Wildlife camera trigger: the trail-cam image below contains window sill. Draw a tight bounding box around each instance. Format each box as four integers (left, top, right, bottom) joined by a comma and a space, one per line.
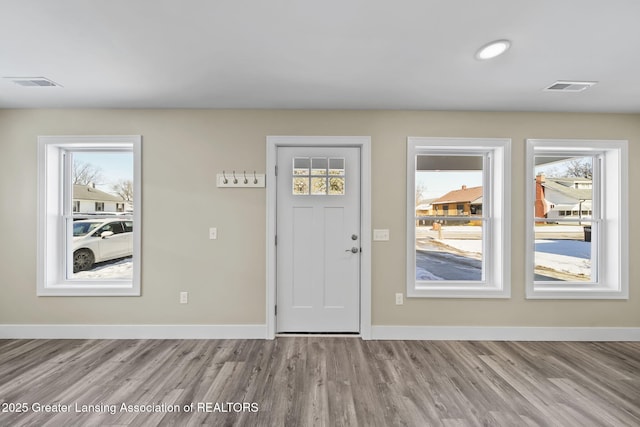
409, 284, 511, 299
526, 286, 628, 300
37, 284, 140, 297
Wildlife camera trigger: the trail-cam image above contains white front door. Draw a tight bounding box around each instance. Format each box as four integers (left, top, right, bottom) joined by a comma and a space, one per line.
276, 146, 361, 333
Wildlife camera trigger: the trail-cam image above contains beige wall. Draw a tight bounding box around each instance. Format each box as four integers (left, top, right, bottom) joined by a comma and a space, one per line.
1, 109, 638, 327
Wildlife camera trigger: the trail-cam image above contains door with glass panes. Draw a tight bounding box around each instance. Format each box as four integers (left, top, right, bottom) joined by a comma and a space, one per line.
276, 146, 360, 333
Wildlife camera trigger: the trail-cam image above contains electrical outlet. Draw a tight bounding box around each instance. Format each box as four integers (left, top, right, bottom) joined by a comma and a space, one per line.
395, 293, 403, 305
180, 291, 188, 304
209, 227, 217, 240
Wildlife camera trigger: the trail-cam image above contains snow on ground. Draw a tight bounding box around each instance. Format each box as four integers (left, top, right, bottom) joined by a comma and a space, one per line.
416, 225, 592, 279
427, 237, 591, 277
534, 250, 591, 277
73, 257, 133, 279
436, 239, 482, 254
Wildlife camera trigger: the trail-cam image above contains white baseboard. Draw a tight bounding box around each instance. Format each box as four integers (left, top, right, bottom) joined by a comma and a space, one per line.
0, 324, 268, 340
2, 324, 639, 341
371, 326, 640, 341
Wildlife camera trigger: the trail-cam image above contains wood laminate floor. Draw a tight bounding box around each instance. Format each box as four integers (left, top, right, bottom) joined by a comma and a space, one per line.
0, 338, 639, 426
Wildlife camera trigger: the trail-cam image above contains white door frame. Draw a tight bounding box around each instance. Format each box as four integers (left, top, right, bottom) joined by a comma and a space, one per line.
266, 136, 372, 340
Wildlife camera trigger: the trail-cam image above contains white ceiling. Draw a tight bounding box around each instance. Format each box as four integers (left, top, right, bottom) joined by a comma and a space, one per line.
2, 0, 640, 112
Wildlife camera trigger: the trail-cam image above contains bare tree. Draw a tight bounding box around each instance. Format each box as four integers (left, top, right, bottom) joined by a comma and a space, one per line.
416, 182, 428, 206
73, 160, 103, 185
111, 179, 134, 202
538, 165, 559, 177
565, 159, 593, 179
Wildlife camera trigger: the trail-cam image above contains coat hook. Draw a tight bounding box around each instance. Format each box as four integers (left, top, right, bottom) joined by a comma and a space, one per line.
222, 170, 228, 184
232, 171, 238, 184
243, 170, 248, 184
253, 170, 258, 184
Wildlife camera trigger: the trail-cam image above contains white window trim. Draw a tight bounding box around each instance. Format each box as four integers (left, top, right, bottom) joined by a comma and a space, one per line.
525, 139, 628, 299
37, 135, 142, 296
407, 137, 511, 298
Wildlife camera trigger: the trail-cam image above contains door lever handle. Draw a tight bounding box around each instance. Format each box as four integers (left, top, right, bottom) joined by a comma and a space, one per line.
345, 247, 359, 253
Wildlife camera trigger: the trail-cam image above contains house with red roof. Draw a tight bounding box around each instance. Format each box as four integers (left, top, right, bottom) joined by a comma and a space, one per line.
431, 185, 483, 217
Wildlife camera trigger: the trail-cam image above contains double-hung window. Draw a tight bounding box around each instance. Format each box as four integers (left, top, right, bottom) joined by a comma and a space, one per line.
526, 139, 628, 299
37, 135, 141, 296
407, 137, 511, 298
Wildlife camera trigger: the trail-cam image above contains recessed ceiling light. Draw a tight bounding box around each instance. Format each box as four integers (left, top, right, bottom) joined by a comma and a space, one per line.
475, 40, 511, 60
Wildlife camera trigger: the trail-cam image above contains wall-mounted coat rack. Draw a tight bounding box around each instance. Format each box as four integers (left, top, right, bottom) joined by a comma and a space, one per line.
217, 170, 265, 188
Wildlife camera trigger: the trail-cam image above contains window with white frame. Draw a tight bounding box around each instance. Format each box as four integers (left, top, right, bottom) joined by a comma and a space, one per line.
37, 135, 141, 296
407, 137, 511, 298
526, 139, 628, 299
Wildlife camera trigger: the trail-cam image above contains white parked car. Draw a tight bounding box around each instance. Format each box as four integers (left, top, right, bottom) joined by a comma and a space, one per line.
73, 218, 133, 272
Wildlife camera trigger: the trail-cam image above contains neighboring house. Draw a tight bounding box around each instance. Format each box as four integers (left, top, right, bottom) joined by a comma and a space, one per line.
535, 174, 592, 221
431, 185, 483, 217
416, 198, 438, 216
73, 184, 126, 213
415, 199, 437, 225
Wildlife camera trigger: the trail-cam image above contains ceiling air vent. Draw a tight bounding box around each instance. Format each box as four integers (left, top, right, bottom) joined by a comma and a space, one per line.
4, 77, 62, 87
544, 81, 597, 92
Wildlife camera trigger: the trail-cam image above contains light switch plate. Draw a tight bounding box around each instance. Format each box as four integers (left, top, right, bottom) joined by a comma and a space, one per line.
209, 227, 217, 240
373, 229, 390, 241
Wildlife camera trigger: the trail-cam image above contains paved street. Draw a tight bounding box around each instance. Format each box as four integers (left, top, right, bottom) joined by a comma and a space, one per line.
415, 225, 587, 282
416, 248, 481, 281
416, 247, 559, 281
